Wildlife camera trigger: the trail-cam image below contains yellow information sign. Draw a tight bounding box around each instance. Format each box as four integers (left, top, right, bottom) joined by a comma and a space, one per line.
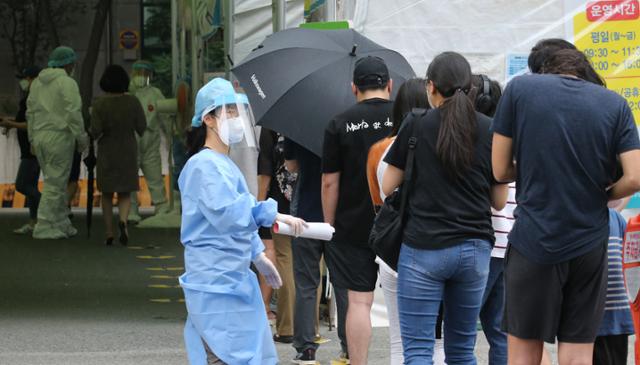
572, 0, 640, 124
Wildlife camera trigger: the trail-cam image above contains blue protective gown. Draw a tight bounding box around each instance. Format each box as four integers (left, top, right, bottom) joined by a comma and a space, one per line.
178, 148, 278, 365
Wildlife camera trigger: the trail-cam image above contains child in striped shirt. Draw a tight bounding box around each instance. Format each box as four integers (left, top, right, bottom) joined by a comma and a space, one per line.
593, 206, 634, 365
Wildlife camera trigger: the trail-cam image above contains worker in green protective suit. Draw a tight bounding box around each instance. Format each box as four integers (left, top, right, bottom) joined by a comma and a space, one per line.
27, 46, 89, 239
127, 60, 170, 223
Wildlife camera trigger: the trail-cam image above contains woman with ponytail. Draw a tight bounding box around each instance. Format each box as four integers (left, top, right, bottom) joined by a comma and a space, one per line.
382, 52, 508, 364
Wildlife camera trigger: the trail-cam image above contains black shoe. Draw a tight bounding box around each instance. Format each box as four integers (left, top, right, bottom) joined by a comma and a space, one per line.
118, 221, 128, 246
273, 334, 293, 344
291, 349, 316, 364
105, 237, 114, 246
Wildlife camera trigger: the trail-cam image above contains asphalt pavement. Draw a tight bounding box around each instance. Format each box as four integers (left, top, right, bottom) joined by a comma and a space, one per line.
0, 209, 627, 365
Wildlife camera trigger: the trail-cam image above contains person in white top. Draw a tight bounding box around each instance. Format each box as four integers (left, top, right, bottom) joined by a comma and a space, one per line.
473, 74, 510, 365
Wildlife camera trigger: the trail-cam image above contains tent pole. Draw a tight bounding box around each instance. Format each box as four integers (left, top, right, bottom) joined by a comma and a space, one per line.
273, 0, 286, 32
223, 0, 235, 81
326, 0, 337, 21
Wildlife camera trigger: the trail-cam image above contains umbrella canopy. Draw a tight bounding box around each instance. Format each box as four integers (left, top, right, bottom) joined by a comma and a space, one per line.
84, 140, 96, 238
232, 28, 415, 156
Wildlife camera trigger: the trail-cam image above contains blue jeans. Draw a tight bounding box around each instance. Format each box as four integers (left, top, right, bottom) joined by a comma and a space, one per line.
398, 240, 491, 365
480, 257, 507, 365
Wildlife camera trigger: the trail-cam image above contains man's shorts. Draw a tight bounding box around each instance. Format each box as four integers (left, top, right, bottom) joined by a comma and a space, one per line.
325, 241, 378, 292
502, 242, 607, 343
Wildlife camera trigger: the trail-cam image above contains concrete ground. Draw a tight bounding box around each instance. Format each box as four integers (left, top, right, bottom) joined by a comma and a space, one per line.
0, 210, 631, 364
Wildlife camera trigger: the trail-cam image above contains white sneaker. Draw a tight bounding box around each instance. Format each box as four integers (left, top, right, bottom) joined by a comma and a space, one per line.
65, 226, 78, 237
13, 224, 34, 235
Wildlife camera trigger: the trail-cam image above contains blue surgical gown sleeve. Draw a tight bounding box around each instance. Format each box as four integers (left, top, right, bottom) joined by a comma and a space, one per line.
250, 199, 277, 259
195, 164, 278, 258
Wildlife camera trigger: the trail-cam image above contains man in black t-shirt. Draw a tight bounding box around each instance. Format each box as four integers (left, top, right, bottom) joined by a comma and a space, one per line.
321, 56, 394, 365
0, 66, 42, 234
284, 138, 350, 364
257, 129, 296, 343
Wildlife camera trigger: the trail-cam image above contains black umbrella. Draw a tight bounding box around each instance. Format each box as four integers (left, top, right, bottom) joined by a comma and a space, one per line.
84, 138, 96, 238
232, 28, 415, 156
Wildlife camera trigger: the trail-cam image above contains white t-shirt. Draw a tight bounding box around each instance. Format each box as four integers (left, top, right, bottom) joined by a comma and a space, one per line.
490, 183, 516, 258
375, 140, 395, 202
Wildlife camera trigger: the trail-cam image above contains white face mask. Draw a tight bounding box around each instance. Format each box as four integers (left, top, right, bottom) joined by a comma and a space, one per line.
19, 79, 29, 92
131, 76, 149, 89
217, 117, 245, 145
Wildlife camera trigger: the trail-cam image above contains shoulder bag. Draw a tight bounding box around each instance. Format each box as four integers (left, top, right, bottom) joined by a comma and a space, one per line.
368, 108, 424, 271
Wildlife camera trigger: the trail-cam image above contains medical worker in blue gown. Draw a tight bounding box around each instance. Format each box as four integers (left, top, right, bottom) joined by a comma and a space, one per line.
178, 78, 307, 365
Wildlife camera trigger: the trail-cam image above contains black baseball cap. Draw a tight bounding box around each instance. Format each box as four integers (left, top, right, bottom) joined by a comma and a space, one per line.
353, 56, 389, 87
16, 66, 42, 79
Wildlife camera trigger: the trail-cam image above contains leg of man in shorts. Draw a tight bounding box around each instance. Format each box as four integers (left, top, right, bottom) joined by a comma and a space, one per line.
503, 243, 607, 365
326, 242, 378, 365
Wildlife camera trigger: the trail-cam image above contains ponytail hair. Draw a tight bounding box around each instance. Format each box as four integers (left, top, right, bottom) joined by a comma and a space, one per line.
426, 52, 477, 180
186, 125, 207, 157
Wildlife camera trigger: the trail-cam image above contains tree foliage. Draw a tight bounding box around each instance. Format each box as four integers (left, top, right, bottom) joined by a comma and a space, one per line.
0, 0, 87, 71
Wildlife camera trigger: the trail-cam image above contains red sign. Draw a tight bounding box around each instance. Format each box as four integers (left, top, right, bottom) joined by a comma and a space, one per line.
119, 30, 139, 50
587, 1, 640, 21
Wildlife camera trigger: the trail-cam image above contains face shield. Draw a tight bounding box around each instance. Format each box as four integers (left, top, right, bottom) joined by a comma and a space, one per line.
202, 93, 257, 148
130, 68, 152, 89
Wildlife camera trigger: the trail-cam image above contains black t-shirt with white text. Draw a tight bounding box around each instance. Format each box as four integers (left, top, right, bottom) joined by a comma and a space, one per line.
322, 98, 394, 246
385, 109, 496, 250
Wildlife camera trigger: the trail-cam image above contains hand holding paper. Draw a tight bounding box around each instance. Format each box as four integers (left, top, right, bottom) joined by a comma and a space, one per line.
274, 221, 335, 241
275, 213, 307, 236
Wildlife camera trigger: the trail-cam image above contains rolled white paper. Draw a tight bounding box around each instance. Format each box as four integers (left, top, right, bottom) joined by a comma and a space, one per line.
273, 221, 335, 241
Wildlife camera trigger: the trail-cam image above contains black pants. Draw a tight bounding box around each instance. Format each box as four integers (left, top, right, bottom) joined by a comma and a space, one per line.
15, 157, 41, 220
594, 334, 628, 365
292, 236, 348, 353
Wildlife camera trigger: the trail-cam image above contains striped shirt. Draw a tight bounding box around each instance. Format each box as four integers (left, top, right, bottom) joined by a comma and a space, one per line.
490, 183, 516, 258
597, 209, 634, 336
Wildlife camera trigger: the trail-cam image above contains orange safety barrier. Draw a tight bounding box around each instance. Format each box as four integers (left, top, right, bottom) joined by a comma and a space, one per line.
0, 176, 171, 209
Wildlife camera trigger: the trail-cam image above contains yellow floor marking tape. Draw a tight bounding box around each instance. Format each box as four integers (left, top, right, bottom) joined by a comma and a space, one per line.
150, 275, 177, 279
149, 298, 171, 303
178, 299, 185, 303
136, 255, 176, 260
166, 267, 184, 271
146, 267, 165, 271
127, 246, 144, 250
148, 284, 172, 289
